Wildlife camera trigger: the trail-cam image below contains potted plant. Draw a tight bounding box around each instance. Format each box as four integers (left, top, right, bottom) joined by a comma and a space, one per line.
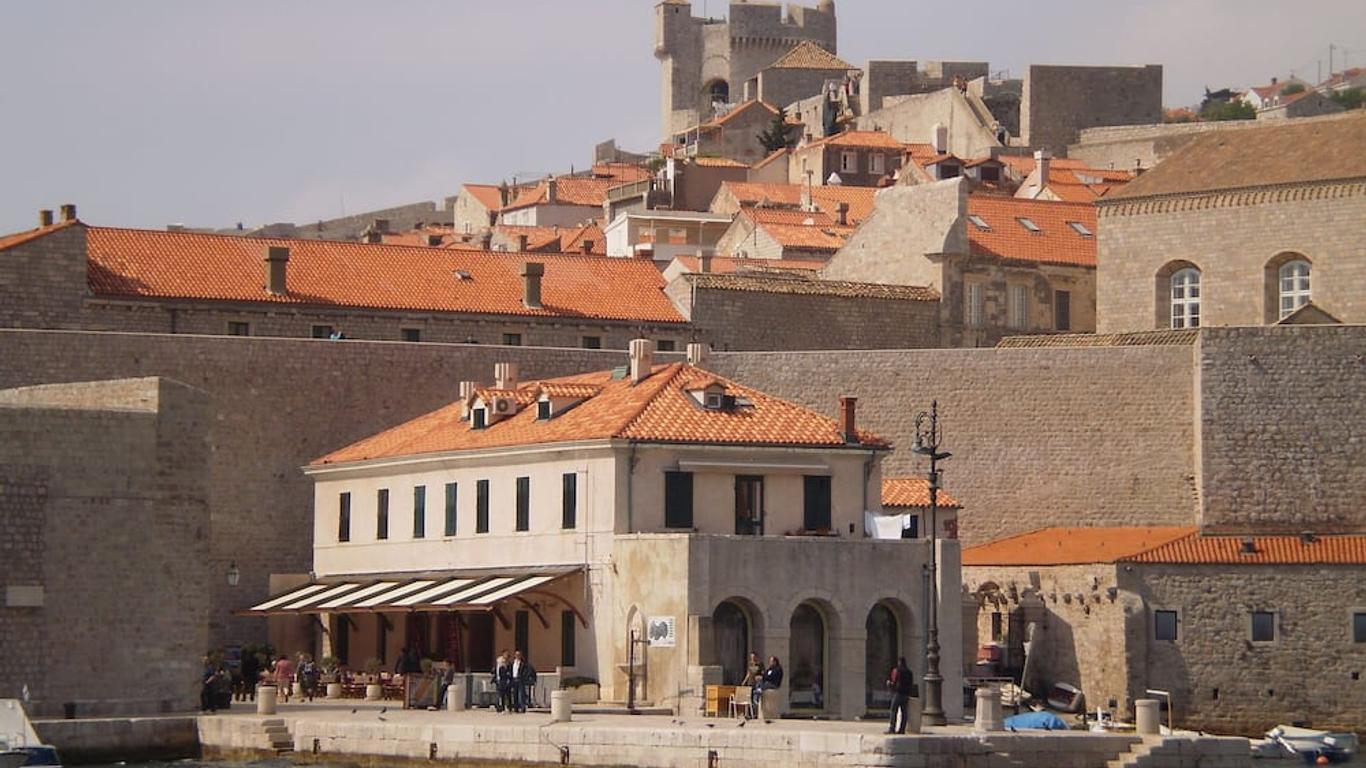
321, 656, 342, 698
363, 658, 384, 701
560, 676, 600, 705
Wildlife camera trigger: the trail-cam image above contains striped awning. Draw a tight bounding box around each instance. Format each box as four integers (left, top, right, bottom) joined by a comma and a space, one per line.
243, 568, 577, 615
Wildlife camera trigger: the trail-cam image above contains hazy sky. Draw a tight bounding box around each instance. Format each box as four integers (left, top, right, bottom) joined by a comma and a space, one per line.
1, 1, 1362, 233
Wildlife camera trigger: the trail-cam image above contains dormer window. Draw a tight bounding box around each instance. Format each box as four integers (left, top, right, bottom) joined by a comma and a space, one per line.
472, 407, 488, 430
705, 391, 725, 410
537, 400, 551, 420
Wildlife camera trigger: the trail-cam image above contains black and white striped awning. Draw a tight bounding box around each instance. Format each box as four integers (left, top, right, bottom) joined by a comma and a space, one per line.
243, 568, 579, 615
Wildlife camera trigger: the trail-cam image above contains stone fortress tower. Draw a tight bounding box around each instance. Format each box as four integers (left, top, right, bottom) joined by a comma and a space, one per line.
655, 0, 837, 140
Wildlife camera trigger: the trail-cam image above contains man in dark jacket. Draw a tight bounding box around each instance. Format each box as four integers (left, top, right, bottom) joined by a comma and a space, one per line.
886, 657, 917, 734
754, 656, 783, 720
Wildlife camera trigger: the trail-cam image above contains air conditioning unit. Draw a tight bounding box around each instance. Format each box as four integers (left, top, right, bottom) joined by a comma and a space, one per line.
492, 396, 516, 415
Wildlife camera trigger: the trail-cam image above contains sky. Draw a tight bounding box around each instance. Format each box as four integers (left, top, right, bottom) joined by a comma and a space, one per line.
1, 1, 1362, 234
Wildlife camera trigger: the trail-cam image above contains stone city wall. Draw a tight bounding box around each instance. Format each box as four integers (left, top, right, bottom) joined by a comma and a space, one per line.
1021, 65, 1163, 156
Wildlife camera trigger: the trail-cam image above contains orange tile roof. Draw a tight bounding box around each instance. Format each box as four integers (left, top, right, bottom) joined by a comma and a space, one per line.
462, 184, 505, 212
966, 196, 1097, 268
590, 163, 653, 182
709, 100, 779, 128
493, 225, 565, 252
693, 156, 750, 169
719, 182, 877, 224
757, 222, 852, 252
1126, 534, 1366, 565
559, 223, 607, 255
672, 255, 827, 275
742, 208, 835, 226
769, 41, 856, 71
0, 219, 81, 251
686, 272, 939, 302
502, 176, 622, 211
805, 130, 906, 151
997, 154, 1103, 177
962, 527, 1197, 566
71, 226, 683, 323
882, 477, 963, 509
313, 363, 890, 465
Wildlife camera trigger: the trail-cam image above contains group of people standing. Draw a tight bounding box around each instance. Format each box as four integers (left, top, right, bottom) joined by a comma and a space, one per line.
491, 649, 537, 713
740, 652, 783, 719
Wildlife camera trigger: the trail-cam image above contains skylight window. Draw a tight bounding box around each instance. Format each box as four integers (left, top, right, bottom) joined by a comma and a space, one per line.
967, 215, 991, 232
1067, 221, 1094, 237
1016, 217, 1041, 234
453, 269, 472, 280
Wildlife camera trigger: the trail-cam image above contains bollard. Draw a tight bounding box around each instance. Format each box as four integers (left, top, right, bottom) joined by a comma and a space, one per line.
1135, 699, 1161, 735
447, 679, 466, 712
759, 689, 781, 721
973, 685, 1003, 732
326, 683, 342, 699
905, 697, 923, 734
256, 685, 278, 715
550, 690, 572, 722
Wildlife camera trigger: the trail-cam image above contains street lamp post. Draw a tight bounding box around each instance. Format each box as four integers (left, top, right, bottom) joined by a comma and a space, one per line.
913, 401, 951, 726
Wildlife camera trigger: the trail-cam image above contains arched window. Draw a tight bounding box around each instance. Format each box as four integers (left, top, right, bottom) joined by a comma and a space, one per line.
1277, 259, 1311, 319
707, 80, 730, 105
1170, 267, 1201, 329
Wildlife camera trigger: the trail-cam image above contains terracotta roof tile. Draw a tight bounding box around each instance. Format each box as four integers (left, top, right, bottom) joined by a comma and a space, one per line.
966, 196, 1097, 268
686, 272, 939, 301
1127, 534, 1366, 565
962, 527, 1198, 566
769, 41, 855, 71
882, 477, 963, 509
719, 182, 877, 224
693, 156, 750, 169
462, 184, 505, 212
502, 176, 625, 212
314, 363, 891, 465
756, 221, 852, 252
559, 223, 607, 255
672, 255, 826, 275
590, 164, 653, 183
708, 100, 779, 128
0, 219, 82, 252
77, 227, 684, 323
995, 330, 1198, 348
804, 130, 906, 151
1107, 112, 1366, 201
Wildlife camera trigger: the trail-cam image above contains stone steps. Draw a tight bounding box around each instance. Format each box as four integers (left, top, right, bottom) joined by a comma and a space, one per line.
259, 717, 293, 754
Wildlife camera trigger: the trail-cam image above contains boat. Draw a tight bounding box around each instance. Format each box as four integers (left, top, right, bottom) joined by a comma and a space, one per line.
2, 746, 61, 768
2, 751, 32, 768
1253, 725, 1359, 764
1044, 682, 1084, 713
1, 699, 62, 768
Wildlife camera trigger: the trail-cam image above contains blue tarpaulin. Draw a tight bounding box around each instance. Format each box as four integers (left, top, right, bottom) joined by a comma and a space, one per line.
1004, 711, 1070, 730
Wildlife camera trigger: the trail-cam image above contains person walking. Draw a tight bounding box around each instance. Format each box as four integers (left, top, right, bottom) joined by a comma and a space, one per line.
516, 652, 537, 712
274, 654, 295, 704
493, 650, 513, 713
885, 657, 917, 734
510, 650, 528, 713
238, 650, 259, 702
200, 657, 221, 713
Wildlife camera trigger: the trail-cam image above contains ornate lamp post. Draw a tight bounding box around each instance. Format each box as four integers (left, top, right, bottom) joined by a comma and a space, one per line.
913, 401, 951, 726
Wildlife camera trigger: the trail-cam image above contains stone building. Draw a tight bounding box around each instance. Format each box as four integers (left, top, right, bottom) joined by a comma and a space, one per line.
709, 180, 876, 224
963, 527, 1366, 734
881, 477, 962, 541
0, 212, 690, 350
670, 100, 782, 166
453, 184, 506, 234
1096, 113, 1366, 333
0, 377, 210, 717
823, 178, 1098, 346
247, 343, 964, 720
602, 210, 734, 263
788, 130, 906, 187
754, 40, 859, 115
1019, 65, 1163, 155
713, 206, 853, 261
1255, 89, 1344, 120
655, 0, 837, 140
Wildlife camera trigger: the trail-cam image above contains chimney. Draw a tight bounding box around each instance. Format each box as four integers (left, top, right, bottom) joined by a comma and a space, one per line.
1271, 77, 1278, 85
932, 123, 948, 154
59, 203, 77, 222
686, 342, 708, 366
835, 202, 849, 226
800, 183, 814, 212
458, 380, 479, 420
629, 338, 655, 384
494, 363, 518, 390
546, 179, 558, 204
580, 239, 594, 254
698, 249, 713, 274
838, 396, 858, 444
515, 234, 529, 252
1034, 150, 1051, 189
39, 209, 54, 227
521, 261, 545, 308
479, 231, 493, 250
364, 230, 383, 244
427, 234, 444, 246
264, 245, 290, 296
372, 218, 390, 234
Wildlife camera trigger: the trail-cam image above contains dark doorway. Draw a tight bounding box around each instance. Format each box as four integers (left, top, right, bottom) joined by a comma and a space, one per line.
735, 475, 764, 535
865, 604, 899, 709
790, 603, 826, 709
464, 613, 495, 672
713, 601, 750, 685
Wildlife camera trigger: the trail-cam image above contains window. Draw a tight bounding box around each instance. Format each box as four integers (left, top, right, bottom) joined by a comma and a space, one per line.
376, 488, 390, 540
400, 328, 422, 342
515, 476, 530, 531
967, 215, 991, 232
1016, 217, 1041, 234
537, 400, 551, 420
581, 336, 602, 349
1354, 612, 1366, 643
1278, 260, 1310, 319
515, 610, 530, 655
227, 321, 251, 336
964, 282, 985, 328
735, 475, 763, 535
1067, 221, 1093, 238
562, 472, 577, 529
412, 485, 426, 538
472, 408, 487, 429
1155, 610, 1178, 641
1008, 284, 1029, 330
664, 471, 694, 529
990, 612, 1003, 642
338, 492, 352, 542
1054, 290, 1071, 331
939, 163, 961, 179
900, 514, 920, 539
869, 153, 885, 175
803, 475, 832, 531
840, 151, 858, 173
979, 165, 1001, 183
657, 340, 677, 352
561, 610, 577, 666
476, 479, 490, 533
311, 324, 336, 339
503, 333, 523, 346
707, 79, 729, 105
444, 482, 457, 536
1251, 611, 1276, 642
1170, 268, 1201, 329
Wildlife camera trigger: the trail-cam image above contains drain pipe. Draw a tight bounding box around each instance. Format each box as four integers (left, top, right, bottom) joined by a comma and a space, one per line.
861, 448, 875, 536
626, 442, 638, 533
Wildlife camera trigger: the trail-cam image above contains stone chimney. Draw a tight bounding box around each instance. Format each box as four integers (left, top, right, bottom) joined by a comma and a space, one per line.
839, 396, 858, 444
494, 363, 518, 390
364, 230, 383, 244
515, 234, 529, 252
60, 203, 77, 222
698, 249, 713, 274
800, 182, 814, 212
1034, 150, 1051, 189
521, 262, 544, 309
629, 338, 655, 384
264, 245, 290, 296
835, 202, 849, 226
479, 231, 493, 250
686, 342, 708, 366
39, 209, 54, 227
932, 123, 948, 154
546, 179, 558, 204
458, 380, 479, 419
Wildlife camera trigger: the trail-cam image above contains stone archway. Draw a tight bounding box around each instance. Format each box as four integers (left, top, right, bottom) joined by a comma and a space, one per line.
865, 602, 900, 710
789, 602, 828, 711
